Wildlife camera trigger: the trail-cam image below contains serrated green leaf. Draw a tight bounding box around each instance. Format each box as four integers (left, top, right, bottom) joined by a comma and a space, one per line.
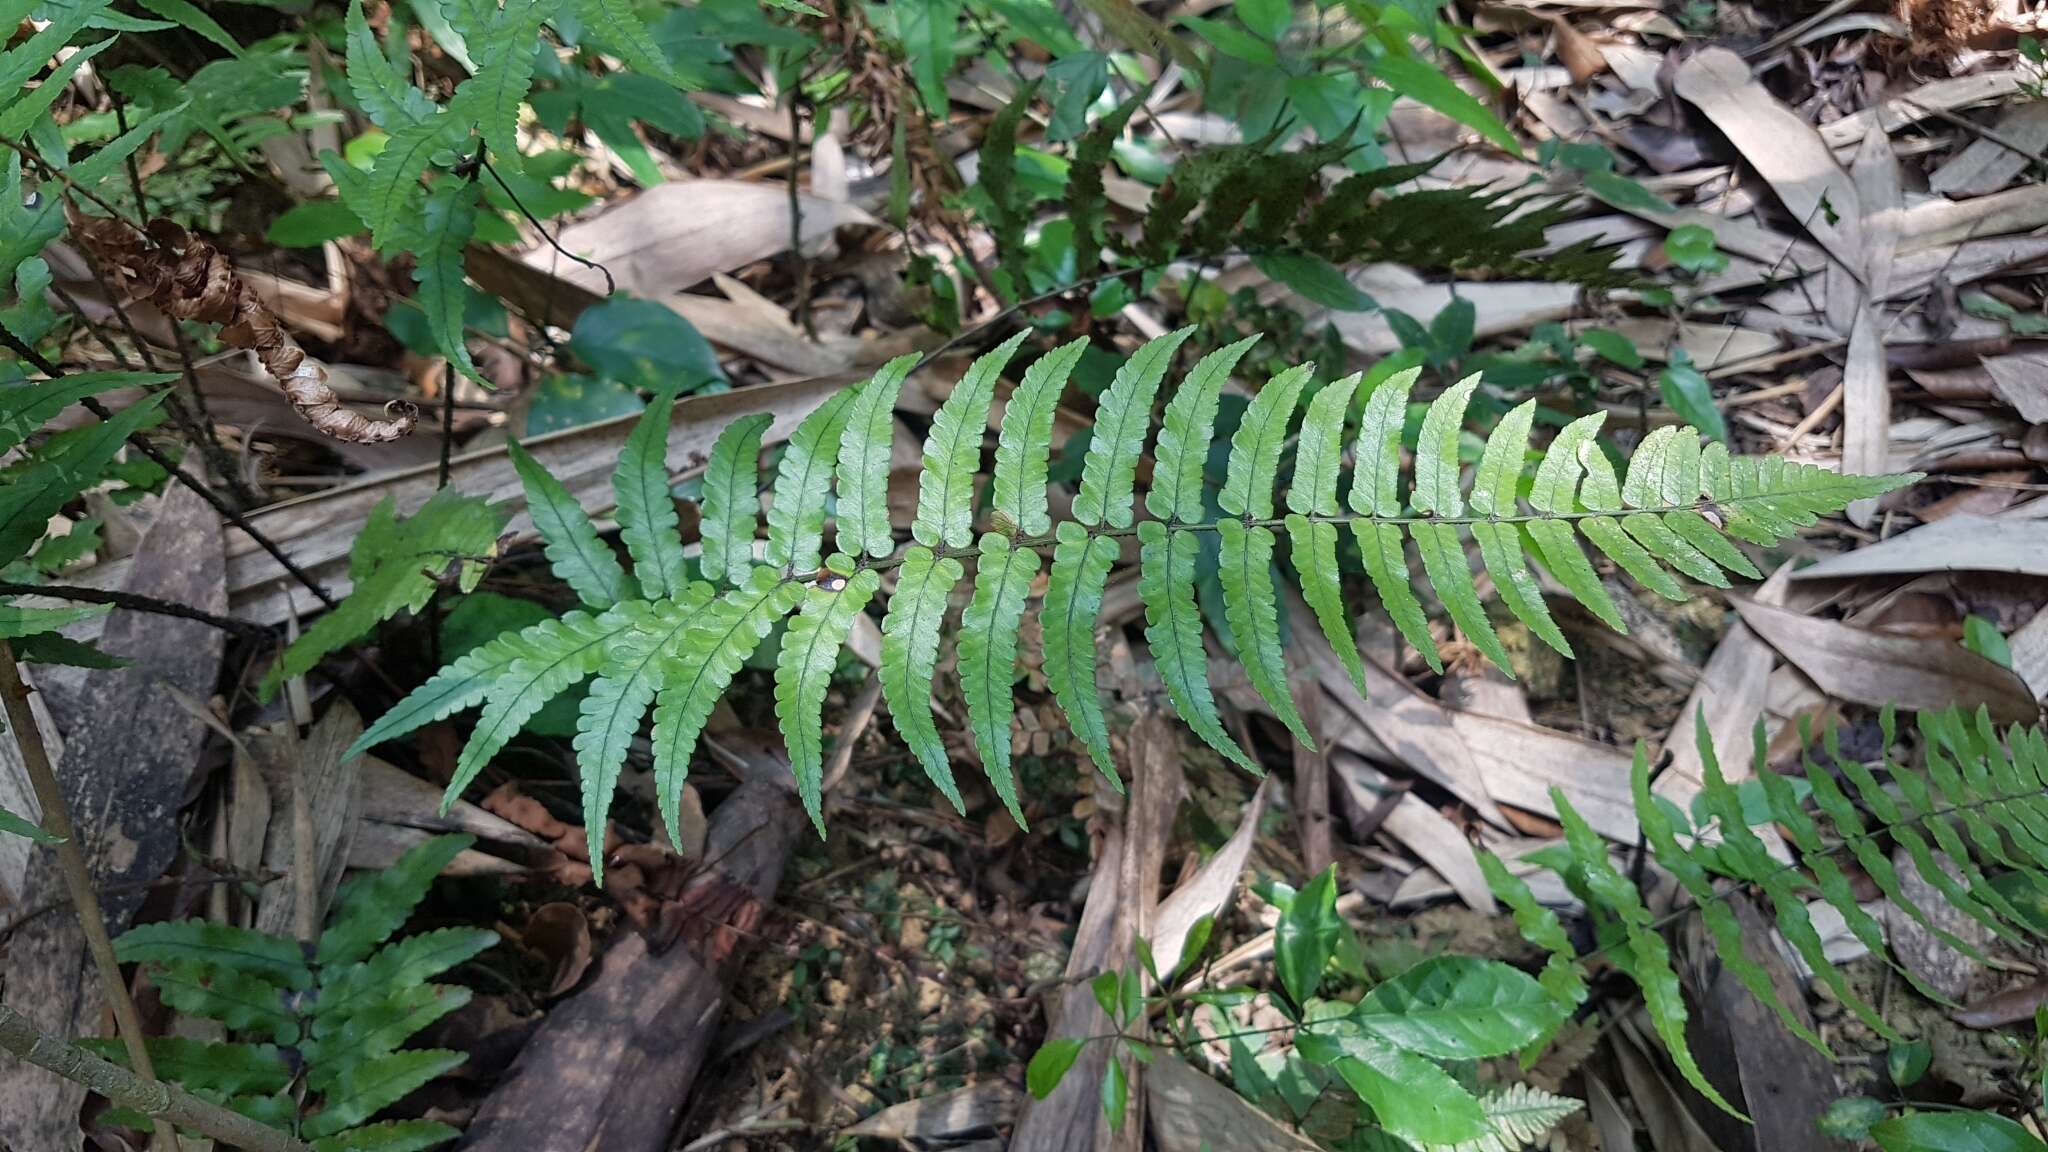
414, 179, 483, 385
0, 38, 112, 139
778, 567, 882, 833
115, 920, 312, 989
1356, 520, 1440, 674
959, 534, 1038, 824
311, 1119, 462, 1152
153, 961, 298, 1044
1477, 851, 1587, 1009
1138, 520, 1254, 771
1423, 1084, 1584, 1152
700, 412, 773, 588
766, 389, 859, 573
880, 547, 965, 809
650, 569, 802, 843
316, 927, 498, 1023
508, 439, 629, 608
1078, 327, 1194, 528
575, 0, 679, 84
0, 393, 167, 570
345, 0, 436, 129
1287, 516, 1370, 698
1413, 522, 1511, 672
915, 333, 1027, 549
1288, 371, 1362, 518
319, 834, 476, 968
1045, 521, 1120, 786
836, 355, 918, 558
1220, 363, 1312, 520
0, 601, 108, 640
304, 1049, 467, 1138
1411, 374, 1477, 517
1349, 367, 1418, 519
305, 983, 470, 1086
443, 0, 545, 168
614, 388, 688, 598
1147, 334, 1261, 524
993, 338, 1088, 537
1219, 520, 1309, 746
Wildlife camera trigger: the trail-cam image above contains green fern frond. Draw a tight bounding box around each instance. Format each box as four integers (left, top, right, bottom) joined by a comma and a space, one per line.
1422, 1083, 1583, 1152
355, 340, 1914, 849
509, 438, 631, 608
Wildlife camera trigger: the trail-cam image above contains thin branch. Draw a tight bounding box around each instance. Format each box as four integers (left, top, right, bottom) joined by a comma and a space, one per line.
0, 582, 267, 638
0, 326, 338, 608
0, 642, 178, 1152
482, 156, 614, 298
0, 1003, 310, 1152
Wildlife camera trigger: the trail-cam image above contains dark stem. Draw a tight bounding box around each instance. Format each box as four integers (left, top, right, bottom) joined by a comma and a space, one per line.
0, 326, 338, 608
0, 582, 267, 638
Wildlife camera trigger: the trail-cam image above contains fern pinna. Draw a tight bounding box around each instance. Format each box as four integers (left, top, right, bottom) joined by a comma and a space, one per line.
350, 330, 1913, 875
95, 835, 491, 1150
1500, 706, 2048, 1121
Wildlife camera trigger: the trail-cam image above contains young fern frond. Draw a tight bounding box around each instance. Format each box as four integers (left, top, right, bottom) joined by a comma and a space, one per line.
1508, 705, 2048, 1121
351, 331, 1915, 881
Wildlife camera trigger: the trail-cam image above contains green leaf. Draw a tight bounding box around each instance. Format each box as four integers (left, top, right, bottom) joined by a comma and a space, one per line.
1889, 1039, 1932, 1088
1428, 1084, 1584, 1152
0, 601, 108, 640
993, 338, 1088, 537
1821, 1097, 1888, 1142
0, 394, 168, 570
915, 332, 1027, 549
1368, 51, 1520, 157
1354, 956, 1556, 1059
777, 567, 882, 833
316, 927, 497, 1022
569, 298, 727, 395
508, 439, 630, 608
304, 1049, 466, 1138
959, 534, 1039, 825
1220, 520, 1309, 745
1873, 1111, 2048, 1152
1147, 334, 1261, 525
85, 1037, 291, 1097
1658, 351, 1726, 443
0, 38, 113, 139
573, 590, 715, 879
1138, 520, 1254, 771
1101, 1053, 1129, 1128
1028, 1037, 1085, 1099
266, 199, 368, 247
115, 920, 312, 990
1288, 371, 1363, 518
0, 801, 54, 844
1235, 0, 1290, 40
443, 0, 546, 167
766, 389, 860, 573
1078, 327, 1195, 528
614, 388, 689, 598
319, 834, 476, 968
1287, 516, 1371, 698
837, 356, 919, 559
1045, 522, 1121, 786
650, 570, 803, 843
759, 0, 825, 13
1301, 1026, 1488, 1146
1274, 865, 1339, 1008
1578, 327, 1643, 368
1221, 363, 1312, 520
898, 0, 963, 115
1582, 168, 1675, 214
1413, 521, 1512, 672
311, 1119, 462, 1152
700, 412, 774, 588
1966, 615, 2013, 668
153, 962, 298, 1044
344, 0, 435, 129
1254, 251, 1375, 310
0, 373, 176, 456
265, 489, 507, 697
879, 547, 967, 811
575, 0, 680, 84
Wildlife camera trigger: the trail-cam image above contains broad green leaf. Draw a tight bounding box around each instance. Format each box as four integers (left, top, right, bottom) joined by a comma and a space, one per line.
1872, 1111, 2048, 1152
1274, 865, 1339, 1008
1254, 251, 1375, 311
915, 333, 1027, 549
1368, 51, 1520, 157
766, 389, 859, 573
879, 547, 966, 810
1028, 1037, 1085, 1099
1045, 522, 1121, 787
700, 412, 773, 588
993, 337, 1087, 537
508, 439, 630, 608
0, 802, 54, 844
777, 567, 882, 833
1353, 955, 1556, 1058
959, 534, 1039, 825
1078, 327, 1195, 527
615, 388, 688, 599
1220, 363, 1312, 519
1147, 334, 1260, 524
1299, 1026, 1487, 1146
836, 356, 919, 558
1219, 520, 1309, 745
1138, 521, 1254, 771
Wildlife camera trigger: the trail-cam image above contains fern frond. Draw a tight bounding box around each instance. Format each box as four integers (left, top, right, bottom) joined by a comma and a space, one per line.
414, 180, 483, 385
344, 0, 436, 130
114, 921, 312, 990
778, 567, 882, 832
1476, 852, 1587, 1011
701, 412, 773, 588
574, 0, 680, 86
1423, 1084, 1583, 1152
317, 927, 498, 1023
304, 1049, 466, 1139
360, 347, 1916, 851
442, 0, 546, 169
310, 1119, 461, 1152
319, 833, 476, 968
916, 333, 1027, 549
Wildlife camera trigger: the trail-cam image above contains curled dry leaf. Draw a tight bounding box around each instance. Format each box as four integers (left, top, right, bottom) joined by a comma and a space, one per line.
522, 901, 595, 998
71, 214, 417, 443
1551, 16, 1608, 84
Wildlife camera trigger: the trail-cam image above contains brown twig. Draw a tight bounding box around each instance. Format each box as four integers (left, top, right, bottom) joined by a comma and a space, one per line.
0, 642, 178, 1151
0, 1004, 310, 1152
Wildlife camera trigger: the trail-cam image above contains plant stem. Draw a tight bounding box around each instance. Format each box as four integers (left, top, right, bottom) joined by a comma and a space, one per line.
0, 641, 177, 1152
0, 1003, 311, 1152
0, 582, 266, 638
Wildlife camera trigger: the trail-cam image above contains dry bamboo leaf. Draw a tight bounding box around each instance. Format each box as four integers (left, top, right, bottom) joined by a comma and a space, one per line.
1731, 596, 2039, 723
1551, 16, 1608, 84
843, 1081, 1019, 1140
1930, 102, 2048, 197
1148, 780, 1266, 984
1793, 516, 2048, 579
1818, 70, 2027, 149
1148, 1056, 1320, 1152
1985, 353, 2048, 424
73, 216, 416, 443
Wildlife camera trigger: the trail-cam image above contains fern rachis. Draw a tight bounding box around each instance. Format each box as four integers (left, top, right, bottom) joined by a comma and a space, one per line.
346, 331, 1914, 881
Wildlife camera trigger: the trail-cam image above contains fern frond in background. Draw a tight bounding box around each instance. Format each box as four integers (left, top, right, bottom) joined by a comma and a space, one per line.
1506, 705, 2048, 1119
343, 332, 1915, 878
95, 835, 490, 1149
